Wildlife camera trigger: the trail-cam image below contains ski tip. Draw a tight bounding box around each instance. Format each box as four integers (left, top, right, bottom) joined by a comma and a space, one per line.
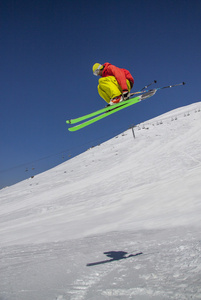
66, 120, 71, 124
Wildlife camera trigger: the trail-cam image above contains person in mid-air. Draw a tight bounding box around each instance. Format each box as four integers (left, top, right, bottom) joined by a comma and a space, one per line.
92, 62, 134, 105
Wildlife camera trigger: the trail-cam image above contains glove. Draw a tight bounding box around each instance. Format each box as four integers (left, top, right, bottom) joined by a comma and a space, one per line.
122, 91, 129, 100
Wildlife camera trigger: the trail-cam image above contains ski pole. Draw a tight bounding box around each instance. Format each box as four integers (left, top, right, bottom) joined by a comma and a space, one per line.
156, 82, 186, 91
130, 81, 185, 98
130, 80, 157, 96
139, 80, 157, 91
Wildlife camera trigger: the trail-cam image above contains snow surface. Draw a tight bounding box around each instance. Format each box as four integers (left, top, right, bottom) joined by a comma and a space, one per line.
1, 102, 201, 300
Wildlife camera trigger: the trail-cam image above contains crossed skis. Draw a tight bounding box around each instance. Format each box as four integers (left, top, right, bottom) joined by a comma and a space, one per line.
66, 81, 185, 132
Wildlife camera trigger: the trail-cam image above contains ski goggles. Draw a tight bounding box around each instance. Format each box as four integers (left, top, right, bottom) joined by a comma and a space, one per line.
93, 65, 103, 76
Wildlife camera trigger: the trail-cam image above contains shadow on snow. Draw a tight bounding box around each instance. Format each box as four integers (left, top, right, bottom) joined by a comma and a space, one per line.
86, 251, 143, 267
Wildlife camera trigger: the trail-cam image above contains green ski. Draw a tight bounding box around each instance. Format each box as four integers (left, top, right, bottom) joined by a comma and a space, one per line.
66, 91, 143, 125
66, 81, 185, 132
67, 90, 156, 132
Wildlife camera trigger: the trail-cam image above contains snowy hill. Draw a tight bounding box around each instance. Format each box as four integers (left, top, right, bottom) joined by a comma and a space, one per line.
1, 102, 201, 300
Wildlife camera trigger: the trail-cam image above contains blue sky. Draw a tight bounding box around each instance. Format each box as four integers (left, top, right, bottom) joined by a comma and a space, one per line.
1, 0, 201, 188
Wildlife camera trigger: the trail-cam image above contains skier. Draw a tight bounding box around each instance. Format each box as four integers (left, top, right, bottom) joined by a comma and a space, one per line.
92, 62, 134, 105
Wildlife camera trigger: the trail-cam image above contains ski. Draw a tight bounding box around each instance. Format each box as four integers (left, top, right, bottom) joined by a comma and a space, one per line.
68, 90, 156, 132
66, 81, 185, 132
66, 80, 158, 125
66, 99, 131, 125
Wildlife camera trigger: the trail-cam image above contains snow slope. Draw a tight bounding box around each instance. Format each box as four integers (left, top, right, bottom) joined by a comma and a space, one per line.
0, 102, 201, 300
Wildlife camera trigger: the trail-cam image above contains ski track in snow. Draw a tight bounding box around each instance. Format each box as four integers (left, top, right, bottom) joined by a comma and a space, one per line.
0, 102, 201, 300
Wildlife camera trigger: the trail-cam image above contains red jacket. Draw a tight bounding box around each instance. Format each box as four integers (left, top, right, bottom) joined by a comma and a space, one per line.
101, 62, 134, 92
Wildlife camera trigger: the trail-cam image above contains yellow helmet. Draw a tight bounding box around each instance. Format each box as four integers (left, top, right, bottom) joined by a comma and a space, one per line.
92, 63, 103, 76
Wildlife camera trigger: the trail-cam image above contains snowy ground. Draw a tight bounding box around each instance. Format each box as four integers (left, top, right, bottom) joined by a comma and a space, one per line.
0, 102, 201, 300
